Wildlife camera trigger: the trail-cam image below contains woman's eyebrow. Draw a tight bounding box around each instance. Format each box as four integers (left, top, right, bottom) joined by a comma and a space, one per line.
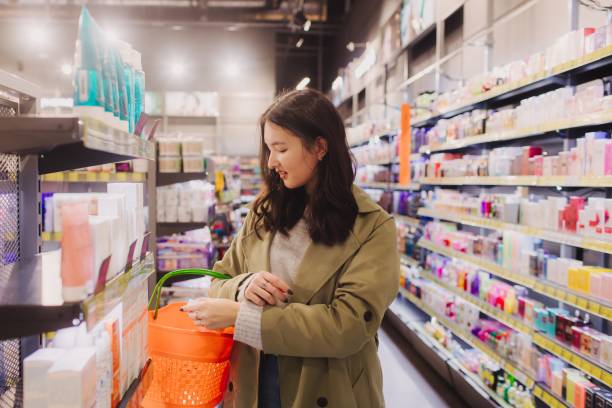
268, 142, 286, 146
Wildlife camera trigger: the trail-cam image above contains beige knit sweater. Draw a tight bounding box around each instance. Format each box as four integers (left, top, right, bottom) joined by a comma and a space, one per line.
234, 219, 311, 350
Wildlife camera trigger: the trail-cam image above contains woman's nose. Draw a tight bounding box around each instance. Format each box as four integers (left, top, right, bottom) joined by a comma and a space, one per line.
268, 152, 278, 169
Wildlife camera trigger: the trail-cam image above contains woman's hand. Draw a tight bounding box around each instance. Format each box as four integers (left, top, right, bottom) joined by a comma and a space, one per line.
181, 298, 240, 330
244, 271, 292, 306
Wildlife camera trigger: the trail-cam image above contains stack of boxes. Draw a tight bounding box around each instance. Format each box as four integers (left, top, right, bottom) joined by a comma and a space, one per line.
158, 137, 207, 173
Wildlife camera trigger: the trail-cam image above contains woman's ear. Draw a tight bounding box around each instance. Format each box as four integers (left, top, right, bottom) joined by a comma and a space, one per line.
314, 137, 328, 161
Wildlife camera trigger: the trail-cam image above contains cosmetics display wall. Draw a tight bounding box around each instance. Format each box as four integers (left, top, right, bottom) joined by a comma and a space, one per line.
24, 276, 149, 408
422, 188, 612, 243
413, 23, 612, 121
156, 181, 216, 224
41, 183, 147, 301
157, 228, 216, 272
402, 265, 612, 408
412, 131, 612, 180
416, 80, 611, 149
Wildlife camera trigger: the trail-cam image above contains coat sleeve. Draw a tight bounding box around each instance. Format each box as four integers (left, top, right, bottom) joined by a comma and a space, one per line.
208, 212, 254, 300
260, 216, 399, 359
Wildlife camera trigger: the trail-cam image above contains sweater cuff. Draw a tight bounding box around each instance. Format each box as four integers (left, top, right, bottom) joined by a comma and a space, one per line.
237, 274, 256, 302
234, 301, 263, 350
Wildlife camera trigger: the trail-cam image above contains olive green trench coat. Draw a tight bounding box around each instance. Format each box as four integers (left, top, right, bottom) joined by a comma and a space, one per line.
208, 185, 400, 407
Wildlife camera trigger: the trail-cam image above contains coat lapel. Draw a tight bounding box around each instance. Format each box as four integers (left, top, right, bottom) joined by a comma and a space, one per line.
241, 186, 378, 304
290, 232, 360, 304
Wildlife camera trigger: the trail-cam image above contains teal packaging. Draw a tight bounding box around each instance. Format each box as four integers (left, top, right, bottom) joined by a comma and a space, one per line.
73, 7, 104, 108
112, 47, 127, 124
102, 39, 114, 115
133, 51, 145, 133
117, 41, 134, 132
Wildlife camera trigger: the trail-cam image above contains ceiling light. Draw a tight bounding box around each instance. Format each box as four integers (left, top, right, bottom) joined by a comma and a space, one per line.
296, 77, 310, 90
303, 19, 311, 32
227, 62, 239, 77
346, 41, 368, 52
171, 25, 184, 31
226, 25, 240, 32
170, 62, 186, 78
29, 26, 47, 47
60, 63, 72, 76
296, 38, 304, 48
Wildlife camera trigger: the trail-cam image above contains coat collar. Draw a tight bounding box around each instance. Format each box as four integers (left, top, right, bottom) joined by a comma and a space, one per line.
242, 184, 380, 304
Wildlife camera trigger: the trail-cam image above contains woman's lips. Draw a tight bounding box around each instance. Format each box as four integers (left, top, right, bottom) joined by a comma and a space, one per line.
278, 171, 288, 179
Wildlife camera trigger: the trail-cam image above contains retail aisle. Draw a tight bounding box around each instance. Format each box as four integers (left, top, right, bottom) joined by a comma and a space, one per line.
379, 322, 468, 408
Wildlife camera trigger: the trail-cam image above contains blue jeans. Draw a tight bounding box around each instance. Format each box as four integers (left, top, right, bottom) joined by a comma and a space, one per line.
258, 353, 281, 408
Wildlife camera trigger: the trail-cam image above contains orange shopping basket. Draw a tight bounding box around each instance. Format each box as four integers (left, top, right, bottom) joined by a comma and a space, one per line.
143, 269, 234, 408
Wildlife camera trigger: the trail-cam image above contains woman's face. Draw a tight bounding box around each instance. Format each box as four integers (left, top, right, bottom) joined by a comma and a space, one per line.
264, 121, 326, 191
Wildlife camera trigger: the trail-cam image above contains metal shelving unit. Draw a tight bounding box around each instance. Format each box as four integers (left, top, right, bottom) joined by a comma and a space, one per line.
157, 222, 208, 236
0, 73, 156, 406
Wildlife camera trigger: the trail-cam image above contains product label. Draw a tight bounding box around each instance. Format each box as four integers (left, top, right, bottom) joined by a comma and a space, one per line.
79, 70, 88, 103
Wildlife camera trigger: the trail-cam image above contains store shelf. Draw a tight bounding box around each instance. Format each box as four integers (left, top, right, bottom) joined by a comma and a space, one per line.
394, 214, 420, 227
398, 288, 567, 408
0, 252, 155, 341
418, 208, 612, 255
419, 110, 612, 153
417, 175, 612, 188
156, 172, 207, 187
0, 116, 155, 174
157, 222, 207, 236
349, 130, 398, 148
388, 302, 512, 408
42, 171, 146, 183
42, 232, 62, 241
357, 182, 421, 191
411, 46, 612, 128
417, 239, 612, 321
400, 254, 419, 267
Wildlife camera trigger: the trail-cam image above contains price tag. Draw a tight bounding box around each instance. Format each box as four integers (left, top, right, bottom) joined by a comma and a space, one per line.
566, 294, 577, 305
100, 172, 110, 182
554, 289, 566, 300
139, 232, 150, 262
93, 256, 112, 295
534, 282, 544, 292
125, 240, 137, 271
603, 307, 612, 320
134, 173, 145, 182
534, 387, 543, 398
527, 378, 534, 388
602, 371, 612, 387
117, 172, 128, 181
544, 393, 553, 405
587, 302, 601, 315
86, 172, 97, 182
590, 366, 602, 380
577, 298, 588, 309
68, 172, 79, 182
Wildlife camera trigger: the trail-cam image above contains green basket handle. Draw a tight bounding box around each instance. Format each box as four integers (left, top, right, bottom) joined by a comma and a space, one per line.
149, 268, 231, 320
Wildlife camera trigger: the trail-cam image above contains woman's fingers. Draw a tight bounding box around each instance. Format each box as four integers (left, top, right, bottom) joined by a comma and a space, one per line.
261, 272, 291, 294
245, 290, 267, 306
250, 283, 277, 305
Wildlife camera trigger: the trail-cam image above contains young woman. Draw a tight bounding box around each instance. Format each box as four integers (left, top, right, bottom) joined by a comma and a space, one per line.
184, 89, 399, 407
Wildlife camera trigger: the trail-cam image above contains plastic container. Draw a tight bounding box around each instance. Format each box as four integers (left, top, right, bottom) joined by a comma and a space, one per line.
182, 139, 204, 156
158, 157, 181, 173
183, 156, 205, 173
158, 139, 181, 157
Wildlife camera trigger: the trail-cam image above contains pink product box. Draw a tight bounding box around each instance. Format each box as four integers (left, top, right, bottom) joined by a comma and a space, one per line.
601, 274, 612, 303
605, 142, 612, 176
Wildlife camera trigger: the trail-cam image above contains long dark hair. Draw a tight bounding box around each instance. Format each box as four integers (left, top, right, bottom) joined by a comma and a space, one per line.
252, 89, 358, 246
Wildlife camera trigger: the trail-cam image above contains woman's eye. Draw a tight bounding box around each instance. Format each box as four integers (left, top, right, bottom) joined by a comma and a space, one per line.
279, 149, 287, 153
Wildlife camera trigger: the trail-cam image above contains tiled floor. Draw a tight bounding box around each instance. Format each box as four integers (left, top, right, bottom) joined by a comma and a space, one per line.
379, 322, 468, 408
